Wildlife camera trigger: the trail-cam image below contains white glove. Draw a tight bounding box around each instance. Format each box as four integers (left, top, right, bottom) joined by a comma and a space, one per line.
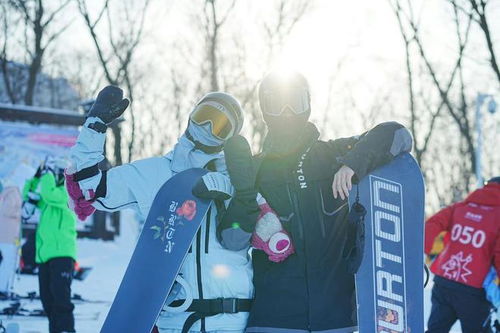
192, 172, 234, 200
28, 192, 41, 202
21, 201, 37, 221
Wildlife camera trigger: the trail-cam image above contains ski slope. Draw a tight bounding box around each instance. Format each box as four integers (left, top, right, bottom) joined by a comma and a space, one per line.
0, 209, 138, 333
0, 209, 461, 332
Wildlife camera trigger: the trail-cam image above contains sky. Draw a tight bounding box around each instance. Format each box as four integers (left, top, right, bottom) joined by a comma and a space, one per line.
47, 0, 498, 178
56, 0, 499, 114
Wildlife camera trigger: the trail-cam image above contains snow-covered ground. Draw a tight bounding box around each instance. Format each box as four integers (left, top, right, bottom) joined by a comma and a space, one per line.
0, 210, 139, 333
1, 209, 462, 332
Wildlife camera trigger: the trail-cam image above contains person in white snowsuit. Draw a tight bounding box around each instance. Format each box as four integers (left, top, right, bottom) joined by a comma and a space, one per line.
67, 86, 253, 333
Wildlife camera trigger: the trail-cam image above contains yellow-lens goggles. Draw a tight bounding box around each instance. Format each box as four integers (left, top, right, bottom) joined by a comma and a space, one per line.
190, 103, 234, 140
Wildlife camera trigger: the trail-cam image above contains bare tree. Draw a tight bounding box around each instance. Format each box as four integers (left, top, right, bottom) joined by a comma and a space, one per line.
165, 0, 312, 152
238, 0, 313, 149
315, 56, 349, 139
389, 0, 479, 196
452, 0, 500, 83
76, 0, 151, 165
263, 0, 311, 65
0, 0, 22, 103
202, 0, 236, 91
389, 0, 474, 171
5, 0, 72, 105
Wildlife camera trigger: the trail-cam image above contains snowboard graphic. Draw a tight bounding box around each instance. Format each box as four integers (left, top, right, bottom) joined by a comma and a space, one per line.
101, 168, 210, 333
350, 153, 424, 333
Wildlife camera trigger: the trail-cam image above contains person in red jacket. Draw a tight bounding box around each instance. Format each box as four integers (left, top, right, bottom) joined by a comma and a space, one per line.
425, 176, 500, 333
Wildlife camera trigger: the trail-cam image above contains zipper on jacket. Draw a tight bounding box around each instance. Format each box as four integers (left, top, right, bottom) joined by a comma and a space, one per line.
315, 191, 326, 238
286, 184, 304, 240
38, 206, 48, 262
204, 206, 211, 254
286, 181, 312, 331
316, 188, 349, 238
195, 227, 206, 331
37, 234, 43, 263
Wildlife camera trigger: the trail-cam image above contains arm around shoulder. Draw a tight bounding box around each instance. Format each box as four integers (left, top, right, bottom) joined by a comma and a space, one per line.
337, 122, 413, 180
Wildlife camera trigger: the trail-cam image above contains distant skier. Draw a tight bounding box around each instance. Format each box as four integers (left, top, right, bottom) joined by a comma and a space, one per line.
0, 180, 21, 299
66, 86, 253, 332
22, 157, 77, 333
483, 267, 500, 331
425, 177, 500, 333
219, 71, 413, 332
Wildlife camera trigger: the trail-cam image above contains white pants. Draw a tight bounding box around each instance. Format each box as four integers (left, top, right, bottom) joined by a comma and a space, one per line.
0, 243, 17, 292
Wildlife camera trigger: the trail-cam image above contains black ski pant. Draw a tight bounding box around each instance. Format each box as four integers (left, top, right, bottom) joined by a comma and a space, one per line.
22, 230, 38, 273
426, 276, 492, 333
38, 257, 75, 333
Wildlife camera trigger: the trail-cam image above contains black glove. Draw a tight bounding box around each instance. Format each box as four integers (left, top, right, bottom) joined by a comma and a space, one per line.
224, 135, 257, 194
88, 85, 130, 124
219, 135, 260, 234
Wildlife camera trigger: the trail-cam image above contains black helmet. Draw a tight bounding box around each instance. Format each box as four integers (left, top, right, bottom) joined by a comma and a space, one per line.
486, 176, 500, 185
258, 71, 311, 120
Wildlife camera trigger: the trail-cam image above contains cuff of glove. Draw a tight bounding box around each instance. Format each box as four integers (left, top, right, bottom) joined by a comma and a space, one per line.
80, 118, 106, 147
65, 169, 96, 220
87, 121, 107, 133
70, 117, 106, 175
85, 116, 106, 128
27, 197, 39, 205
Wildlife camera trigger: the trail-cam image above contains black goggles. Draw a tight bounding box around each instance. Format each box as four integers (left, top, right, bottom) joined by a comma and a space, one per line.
261, 87, 310, 116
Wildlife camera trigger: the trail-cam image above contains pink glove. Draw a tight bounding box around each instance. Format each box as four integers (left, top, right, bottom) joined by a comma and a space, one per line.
251, 196, 294, 262
64, 168, 96, 221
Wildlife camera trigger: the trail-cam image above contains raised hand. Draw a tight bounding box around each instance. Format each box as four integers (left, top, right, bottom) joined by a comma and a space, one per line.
88, 85, 130, 124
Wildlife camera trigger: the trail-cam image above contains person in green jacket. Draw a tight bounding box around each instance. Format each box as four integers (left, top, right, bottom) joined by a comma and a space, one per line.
23, 157, 77, 333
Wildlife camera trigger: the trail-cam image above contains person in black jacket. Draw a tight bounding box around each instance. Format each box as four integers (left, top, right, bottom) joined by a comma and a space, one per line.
219, 71, 413, 333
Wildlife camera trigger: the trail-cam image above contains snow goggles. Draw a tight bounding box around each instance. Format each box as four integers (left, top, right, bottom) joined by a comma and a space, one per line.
190, 102, 235, 140
261, 87, 310, 116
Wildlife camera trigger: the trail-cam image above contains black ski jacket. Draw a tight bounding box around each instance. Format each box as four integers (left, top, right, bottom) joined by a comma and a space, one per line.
220, 121, 413, 332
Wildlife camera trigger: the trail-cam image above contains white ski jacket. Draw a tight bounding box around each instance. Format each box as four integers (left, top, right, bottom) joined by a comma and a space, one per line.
70, 118, 253, 332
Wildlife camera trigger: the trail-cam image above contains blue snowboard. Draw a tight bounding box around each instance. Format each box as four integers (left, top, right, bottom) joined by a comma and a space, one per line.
6, 323, 20, 333
349, 153, 424, 333
101, 168, 210, 333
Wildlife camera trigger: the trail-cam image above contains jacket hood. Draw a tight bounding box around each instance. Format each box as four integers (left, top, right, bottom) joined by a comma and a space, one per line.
465, 183, 500, 206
